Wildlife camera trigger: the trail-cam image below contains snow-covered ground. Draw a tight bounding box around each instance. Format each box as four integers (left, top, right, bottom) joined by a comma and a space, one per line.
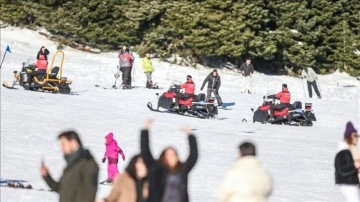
1, 26, 359, 202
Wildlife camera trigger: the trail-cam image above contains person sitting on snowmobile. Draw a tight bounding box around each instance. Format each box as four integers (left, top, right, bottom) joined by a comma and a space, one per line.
27, 46, 50, 85
174, 75, 195, 109
268, 83, 291, 120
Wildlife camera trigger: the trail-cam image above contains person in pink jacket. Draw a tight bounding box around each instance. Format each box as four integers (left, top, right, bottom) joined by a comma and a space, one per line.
101, 132, 125, 184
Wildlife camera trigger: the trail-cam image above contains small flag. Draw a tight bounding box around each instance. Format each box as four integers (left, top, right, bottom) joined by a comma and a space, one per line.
5, 45, 11, 53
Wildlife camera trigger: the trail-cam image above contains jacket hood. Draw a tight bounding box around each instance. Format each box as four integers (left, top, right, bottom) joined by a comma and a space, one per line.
105, 132, 114, 141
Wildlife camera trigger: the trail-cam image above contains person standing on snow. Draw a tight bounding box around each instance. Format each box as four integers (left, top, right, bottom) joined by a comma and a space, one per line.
268, 83, 291, 120
40, 131, 99, 202
200, 69, 223, 107
239, 58, 254, 94
119, 48, 135, 89
335, 122, 360, 202
301, 67, 321, 99
142, 52, 155, 88
216, 141, 273, 202
174, 75, 195, 109
101, 132, 126, 185
140, 119, 198, 202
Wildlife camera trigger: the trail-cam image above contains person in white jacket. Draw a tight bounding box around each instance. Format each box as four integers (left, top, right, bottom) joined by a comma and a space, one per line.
216, 142, 273, 202
301, 67, 321, 99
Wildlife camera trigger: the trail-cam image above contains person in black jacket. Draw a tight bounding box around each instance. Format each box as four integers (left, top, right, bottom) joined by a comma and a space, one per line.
200, 69, 223, 107
140, 119, 198, 202
334, 121, 360, 202
239, 58, 254, 94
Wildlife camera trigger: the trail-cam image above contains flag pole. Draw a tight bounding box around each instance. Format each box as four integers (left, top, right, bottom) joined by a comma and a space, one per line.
0, 45, 11, 70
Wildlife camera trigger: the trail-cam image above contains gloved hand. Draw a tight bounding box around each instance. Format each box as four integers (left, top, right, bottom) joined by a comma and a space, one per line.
200, 87, 203, 91
102, 157, 106, 163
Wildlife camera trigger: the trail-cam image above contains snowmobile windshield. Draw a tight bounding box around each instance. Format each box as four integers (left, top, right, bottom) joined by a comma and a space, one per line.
25, 59, 36, 66
169, 80, 181, 90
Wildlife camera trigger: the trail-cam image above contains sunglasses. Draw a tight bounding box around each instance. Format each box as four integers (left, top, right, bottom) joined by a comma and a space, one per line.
355, 134, 359, 138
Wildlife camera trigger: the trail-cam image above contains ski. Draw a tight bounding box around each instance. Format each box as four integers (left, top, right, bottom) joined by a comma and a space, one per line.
2, 81, 18, 89
0, 179, 52, 192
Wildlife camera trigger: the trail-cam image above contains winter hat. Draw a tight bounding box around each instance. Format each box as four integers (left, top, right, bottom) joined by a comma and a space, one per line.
344, 122, 357, 138
282, 83, 287, 88
186, 75, 192, 79
105, 132, 114, 140
213, 69, 217, 73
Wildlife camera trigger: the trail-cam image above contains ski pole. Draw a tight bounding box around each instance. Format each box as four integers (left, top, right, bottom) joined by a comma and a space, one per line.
301, 78, 307, 98
316, 79, 322, 95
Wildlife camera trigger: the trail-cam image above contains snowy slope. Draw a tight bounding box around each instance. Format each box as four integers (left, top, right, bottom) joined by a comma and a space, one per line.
1, 26, 360, 202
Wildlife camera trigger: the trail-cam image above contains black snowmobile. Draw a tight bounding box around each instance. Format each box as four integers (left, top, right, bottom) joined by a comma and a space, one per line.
147, 81, 218, 119
2, 50, 72, 94
252, 91, 317, 126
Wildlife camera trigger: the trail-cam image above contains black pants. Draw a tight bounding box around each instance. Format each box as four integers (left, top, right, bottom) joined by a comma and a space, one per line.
207, 88, 223, 105
307, 81, 321, 98
27, 69, 46, 84
270, 103, 290, 116
120, 66, 132, 87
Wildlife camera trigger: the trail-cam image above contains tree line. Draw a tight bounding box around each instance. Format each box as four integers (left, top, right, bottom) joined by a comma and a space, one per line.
1, 0, 359, 75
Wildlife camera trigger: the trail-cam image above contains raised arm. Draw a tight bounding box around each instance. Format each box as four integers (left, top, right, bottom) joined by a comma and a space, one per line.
141, 119, 156, 168
183, 128, 198, 174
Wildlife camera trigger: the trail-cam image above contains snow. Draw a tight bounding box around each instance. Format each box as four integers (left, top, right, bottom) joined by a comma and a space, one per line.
1, 26, 360, 202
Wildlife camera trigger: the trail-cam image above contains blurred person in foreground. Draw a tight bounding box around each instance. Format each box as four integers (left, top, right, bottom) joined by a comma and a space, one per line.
40, 131, 99, 202
141, 119, 198, 202
216, 141, 273, 202
335, 122, 360, 202
99, 154, 148, 202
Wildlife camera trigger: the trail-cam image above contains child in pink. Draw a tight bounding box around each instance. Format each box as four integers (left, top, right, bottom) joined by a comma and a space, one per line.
102, 132, 125, 183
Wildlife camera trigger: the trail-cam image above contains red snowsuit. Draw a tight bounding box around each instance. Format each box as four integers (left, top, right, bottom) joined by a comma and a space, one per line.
271, 88, 291, 116
177, 79, 195, 106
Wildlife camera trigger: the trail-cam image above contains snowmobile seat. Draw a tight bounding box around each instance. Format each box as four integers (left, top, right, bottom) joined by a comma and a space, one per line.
48, 66, 60, 79
292, 101, 302, 110
196, 93, 206, 102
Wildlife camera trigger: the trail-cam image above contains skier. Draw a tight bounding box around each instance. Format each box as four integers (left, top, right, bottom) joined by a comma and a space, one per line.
119, 48, 135, 89
174, 75, 195, 109
335, 122, 360, 202
100, 154, 148, 202
216, 141, 273, 202
142, 52, 155, 88
140, 119, 198, 202
239, 58, 254, 93
40, 131, 99, 202
301, 67, 321, 99
268, 83, 291, 120
101, 132, 126, 185
200, 69, 223, 107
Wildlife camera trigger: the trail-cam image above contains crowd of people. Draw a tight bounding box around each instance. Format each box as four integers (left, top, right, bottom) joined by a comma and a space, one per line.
39, 121, 359, 202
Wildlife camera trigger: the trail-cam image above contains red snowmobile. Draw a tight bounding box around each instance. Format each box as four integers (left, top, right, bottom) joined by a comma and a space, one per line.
252, 91, 316, 126
147, 81, 218, 119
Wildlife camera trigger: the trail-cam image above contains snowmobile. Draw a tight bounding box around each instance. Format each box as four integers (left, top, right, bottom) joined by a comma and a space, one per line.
252, 91, 316, 126
2, 50, 72, 94
147, 81, 218, 119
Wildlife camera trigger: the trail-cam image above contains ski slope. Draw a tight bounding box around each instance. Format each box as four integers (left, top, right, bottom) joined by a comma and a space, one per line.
1, 26, 359, 202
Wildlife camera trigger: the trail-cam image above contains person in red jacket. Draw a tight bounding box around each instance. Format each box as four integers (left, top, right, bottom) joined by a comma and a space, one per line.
174, 75, 195, 109
268, 83, 291, 120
